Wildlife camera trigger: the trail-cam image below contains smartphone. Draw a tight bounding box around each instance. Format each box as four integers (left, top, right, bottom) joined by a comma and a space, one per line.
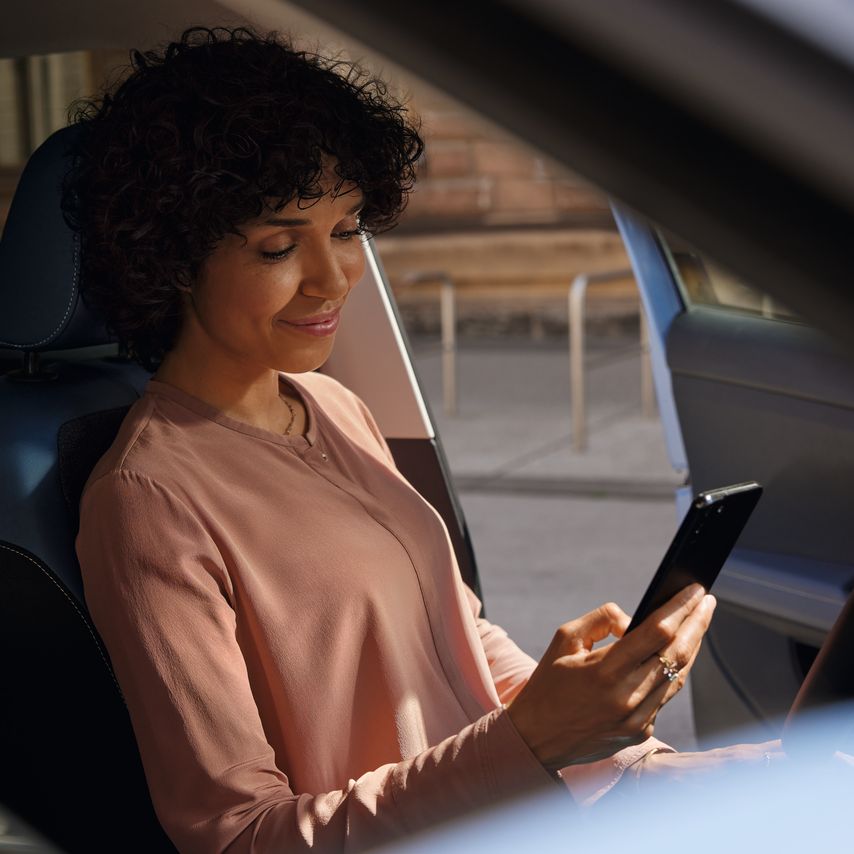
625, 481, 763, 633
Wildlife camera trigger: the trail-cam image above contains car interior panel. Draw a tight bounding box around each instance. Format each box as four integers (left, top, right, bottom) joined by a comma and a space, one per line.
611, 210, 854, 740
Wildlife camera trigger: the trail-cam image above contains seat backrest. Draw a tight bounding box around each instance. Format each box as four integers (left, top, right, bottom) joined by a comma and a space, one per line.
58, 405, 133, 534
0, 127, 176, 853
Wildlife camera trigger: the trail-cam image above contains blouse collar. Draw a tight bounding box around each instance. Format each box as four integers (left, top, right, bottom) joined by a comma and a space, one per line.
143, 372, 319, 448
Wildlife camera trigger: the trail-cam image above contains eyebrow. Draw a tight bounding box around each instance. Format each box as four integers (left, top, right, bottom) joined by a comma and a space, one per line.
263, 198, 365, 227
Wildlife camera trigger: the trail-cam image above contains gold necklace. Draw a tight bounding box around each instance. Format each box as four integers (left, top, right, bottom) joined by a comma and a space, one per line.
279, 393, 296, 435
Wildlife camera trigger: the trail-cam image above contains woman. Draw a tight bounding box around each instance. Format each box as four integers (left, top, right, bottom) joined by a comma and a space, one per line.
69, 26, 769, 854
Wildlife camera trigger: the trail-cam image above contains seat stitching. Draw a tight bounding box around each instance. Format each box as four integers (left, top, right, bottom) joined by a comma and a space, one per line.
0, 541, 124, 699
0, 232, 80, 349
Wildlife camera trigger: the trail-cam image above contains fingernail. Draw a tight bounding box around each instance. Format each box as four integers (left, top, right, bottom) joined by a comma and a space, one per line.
703, 594, 717, 612
687, 583, 704, 599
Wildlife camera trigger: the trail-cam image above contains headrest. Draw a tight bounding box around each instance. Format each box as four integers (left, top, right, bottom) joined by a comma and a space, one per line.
0, 125, 112, 352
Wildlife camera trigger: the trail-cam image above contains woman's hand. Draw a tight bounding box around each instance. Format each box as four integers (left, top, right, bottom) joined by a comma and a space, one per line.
506, 584, 715, 771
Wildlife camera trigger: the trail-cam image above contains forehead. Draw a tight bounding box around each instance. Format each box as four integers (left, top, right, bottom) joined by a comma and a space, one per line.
261, 173, 364, 217
280, 183, 363, 211
234, 183, 364, 238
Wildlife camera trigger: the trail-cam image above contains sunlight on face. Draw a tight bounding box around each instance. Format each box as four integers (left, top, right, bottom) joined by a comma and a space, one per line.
180, 171, 367, 376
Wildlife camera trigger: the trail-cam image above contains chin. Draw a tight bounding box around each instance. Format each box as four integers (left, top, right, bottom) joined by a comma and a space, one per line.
275, 344, 335, 375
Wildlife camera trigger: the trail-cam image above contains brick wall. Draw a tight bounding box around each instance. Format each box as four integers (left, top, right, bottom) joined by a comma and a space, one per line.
376, 84, 635, 335
400, 86, 612, 232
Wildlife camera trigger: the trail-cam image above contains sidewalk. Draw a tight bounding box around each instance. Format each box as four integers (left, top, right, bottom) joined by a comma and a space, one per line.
410, 334, 684, 499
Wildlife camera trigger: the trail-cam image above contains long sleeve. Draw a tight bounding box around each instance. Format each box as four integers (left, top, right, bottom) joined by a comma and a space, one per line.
347, 378, 674, 803
77, 470, 556, 854
463, 586, 537, 705
462, 586, 672, 805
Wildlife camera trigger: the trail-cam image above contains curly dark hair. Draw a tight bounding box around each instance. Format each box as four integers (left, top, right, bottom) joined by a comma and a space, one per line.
62, 26, 424, 370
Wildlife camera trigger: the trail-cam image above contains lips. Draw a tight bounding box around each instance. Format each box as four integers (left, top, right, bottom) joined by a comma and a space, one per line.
278, 309, 341, 337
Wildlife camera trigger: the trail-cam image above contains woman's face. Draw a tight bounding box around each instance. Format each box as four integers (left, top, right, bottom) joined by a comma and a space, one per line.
180, 171, 366, 376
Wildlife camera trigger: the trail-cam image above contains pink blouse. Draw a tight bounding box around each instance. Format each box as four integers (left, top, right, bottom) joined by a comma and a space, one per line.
76, 372, 663, 853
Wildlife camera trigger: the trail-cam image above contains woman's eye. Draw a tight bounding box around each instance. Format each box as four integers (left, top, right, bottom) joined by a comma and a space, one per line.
333, 225, 369, 241
260, 226, 368, 262
261, 245, 296, 261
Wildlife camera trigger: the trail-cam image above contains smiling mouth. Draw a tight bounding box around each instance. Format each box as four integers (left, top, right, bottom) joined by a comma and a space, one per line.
277, 310, 341, 337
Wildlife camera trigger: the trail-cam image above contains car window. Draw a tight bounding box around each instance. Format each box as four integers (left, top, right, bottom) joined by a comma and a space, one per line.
658, 229, 800, 322
0, 52, 94, 163
0, 51, 119, 228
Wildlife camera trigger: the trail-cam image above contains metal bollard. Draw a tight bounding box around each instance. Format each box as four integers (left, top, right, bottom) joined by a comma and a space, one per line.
568, 269, 640, 451
439, 278, 457, 416
402, 271, 457, 416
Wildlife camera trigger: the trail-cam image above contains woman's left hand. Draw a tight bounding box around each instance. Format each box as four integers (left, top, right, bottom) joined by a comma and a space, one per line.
630, 740, 784, 790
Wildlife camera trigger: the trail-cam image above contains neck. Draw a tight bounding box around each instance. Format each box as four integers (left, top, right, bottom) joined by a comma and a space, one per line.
154, 348, 289, 433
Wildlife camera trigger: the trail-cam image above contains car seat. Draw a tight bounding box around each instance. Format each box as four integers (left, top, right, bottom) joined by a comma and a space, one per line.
0, 126, 176, 852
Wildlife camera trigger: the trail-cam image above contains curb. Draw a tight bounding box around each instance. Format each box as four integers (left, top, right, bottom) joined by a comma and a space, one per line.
452, 474, 680, 501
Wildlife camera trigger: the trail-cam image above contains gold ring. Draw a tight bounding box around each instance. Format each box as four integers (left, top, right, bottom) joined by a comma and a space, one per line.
658, 656, 680, 682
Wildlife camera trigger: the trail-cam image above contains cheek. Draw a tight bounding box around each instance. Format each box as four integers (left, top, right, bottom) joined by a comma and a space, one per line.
194, 274, 287, 338
346, 244, 368, 283
236, 270, 301, 318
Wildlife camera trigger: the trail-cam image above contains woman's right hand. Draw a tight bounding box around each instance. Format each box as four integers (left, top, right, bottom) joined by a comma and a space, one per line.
505, 584, 715, 771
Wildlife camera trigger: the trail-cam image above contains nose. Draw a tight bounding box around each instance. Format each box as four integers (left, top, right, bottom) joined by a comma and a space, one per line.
298, 240, 363, 301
